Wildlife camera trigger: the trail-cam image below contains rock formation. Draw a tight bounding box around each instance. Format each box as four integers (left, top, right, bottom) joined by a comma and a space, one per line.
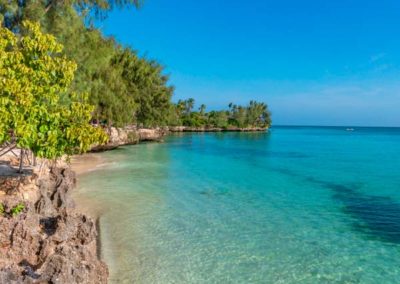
91, 126, 166, 152
0, 163, 108, 283
91, 125, 266, 152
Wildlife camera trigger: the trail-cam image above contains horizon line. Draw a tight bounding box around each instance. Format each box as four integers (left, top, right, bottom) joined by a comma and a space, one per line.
272, 124, 400, 128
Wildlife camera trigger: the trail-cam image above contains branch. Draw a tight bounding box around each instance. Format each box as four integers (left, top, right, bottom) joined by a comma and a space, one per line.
0, 144, 16, 158
44, 0, 56, 14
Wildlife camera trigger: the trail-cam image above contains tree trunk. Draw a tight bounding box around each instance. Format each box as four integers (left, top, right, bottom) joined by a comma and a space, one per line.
18, 149, 24, 174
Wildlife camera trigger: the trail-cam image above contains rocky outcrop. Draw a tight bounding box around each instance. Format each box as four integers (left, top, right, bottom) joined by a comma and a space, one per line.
0, 165, 108, 283
168, 126, 268, 132
137, 128, 166, 141
90, 125, 266, 152
91, 126, 166, 152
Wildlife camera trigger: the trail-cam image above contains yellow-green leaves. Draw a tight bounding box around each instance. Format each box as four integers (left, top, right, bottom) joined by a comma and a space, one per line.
0, 21, 107, 160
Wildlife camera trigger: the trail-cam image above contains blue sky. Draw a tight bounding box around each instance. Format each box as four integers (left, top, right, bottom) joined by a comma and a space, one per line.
97, 0, 400, 126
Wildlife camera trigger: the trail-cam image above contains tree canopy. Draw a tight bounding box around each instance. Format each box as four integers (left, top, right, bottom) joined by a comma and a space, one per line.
0, 0, 142, 29
1, 0, 174, 128
170, 99, 272, 129
0, 21, 107, 163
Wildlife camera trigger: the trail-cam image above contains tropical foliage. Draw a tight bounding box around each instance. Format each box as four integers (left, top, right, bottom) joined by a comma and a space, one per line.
1, 0, 173, 127
170, 99, 271, 128
0, 21, 107, 166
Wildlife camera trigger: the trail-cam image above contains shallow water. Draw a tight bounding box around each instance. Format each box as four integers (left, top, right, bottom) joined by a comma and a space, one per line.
73, 126, 400, 283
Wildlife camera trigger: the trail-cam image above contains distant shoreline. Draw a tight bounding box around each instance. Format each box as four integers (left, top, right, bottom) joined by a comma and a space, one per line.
168, 126, 268, 132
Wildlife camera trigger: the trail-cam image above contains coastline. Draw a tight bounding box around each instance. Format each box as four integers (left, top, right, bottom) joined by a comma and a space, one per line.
70, 153, 110, 281
70, 153, 109, 175
70, 152, 120, 283
70, 153, 111, 219
0, 127, 164, 283
168, 126, 268, 132
90, 126, 267, 153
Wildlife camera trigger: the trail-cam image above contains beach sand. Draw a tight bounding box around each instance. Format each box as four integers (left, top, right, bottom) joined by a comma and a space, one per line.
70, 153, 110, 219
70, 153, 107, 175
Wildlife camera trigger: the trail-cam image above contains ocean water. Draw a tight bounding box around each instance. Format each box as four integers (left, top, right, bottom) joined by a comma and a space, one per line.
73, 126, 400, 283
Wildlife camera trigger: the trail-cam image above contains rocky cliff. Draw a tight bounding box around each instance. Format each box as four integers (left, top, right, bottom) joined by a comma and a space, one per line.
0, 161, 108, 283
91, 126, 166, 152
91, 126, 266, 151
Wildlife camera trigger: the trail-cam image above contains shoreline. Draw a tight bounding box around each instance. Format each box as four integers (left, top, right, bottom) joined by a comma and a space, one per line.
87, 126, 267, 153
168, 126, 268, 132
70, 153, 111, 219
70, 152, 112, 273
70, 153, 109, 175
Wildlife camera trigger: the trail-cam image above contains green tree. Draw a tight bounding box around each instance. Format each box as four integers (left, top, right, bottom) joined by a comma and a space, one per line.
174, 100, 271, 129
113, 48, 174, 127
199, 104, 206, 116
90, 62, 136, 126
176, 100, 186, 116
0, 21, 107, 172
208, 111, 228, 128
185, 98, 195, 115
1, 1, 175, 129
165, 104, 182, 126
246, 100, 271, 127
1, 0, 142, 30
234, 106, 247, 128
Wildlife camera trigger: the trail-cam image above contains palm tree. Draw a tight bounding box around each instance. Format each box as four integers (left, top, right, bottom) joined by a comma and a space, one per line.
199, 104, 206, 116
185, 98, 195, 115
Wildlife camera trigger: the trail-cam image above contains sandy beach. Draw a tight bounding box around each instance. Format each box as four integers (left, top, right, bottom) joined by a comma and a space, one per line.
70, 153, 108, 175
70, 153, 111, 219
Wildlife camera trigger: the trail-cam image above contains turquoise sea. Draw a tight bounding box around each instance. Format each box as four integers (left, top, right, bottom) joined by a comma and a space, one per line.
73, 126, 400, 283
